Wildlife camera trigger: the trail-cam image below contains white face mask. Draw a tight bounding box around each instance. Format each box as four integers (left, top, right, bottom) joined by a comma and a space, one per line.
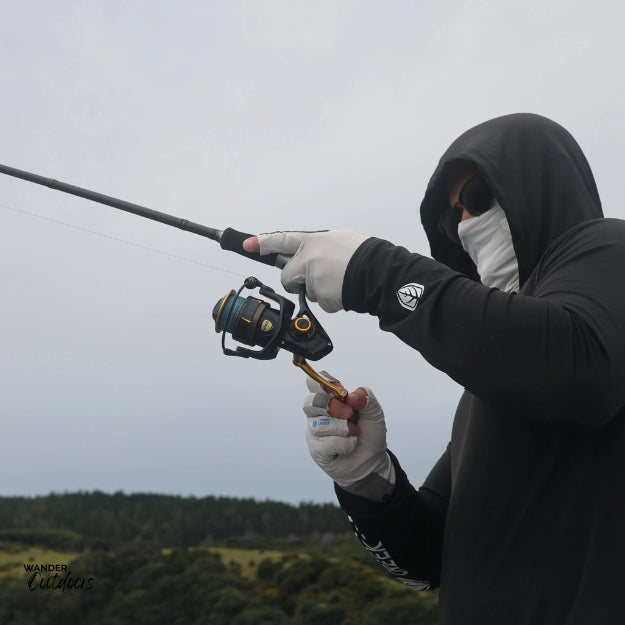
457, 201, 520, 293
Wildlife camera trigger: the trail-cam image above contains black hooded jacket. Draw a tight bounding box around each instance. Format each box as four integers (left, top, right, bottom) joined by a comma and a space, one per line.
336, 114, 625, 624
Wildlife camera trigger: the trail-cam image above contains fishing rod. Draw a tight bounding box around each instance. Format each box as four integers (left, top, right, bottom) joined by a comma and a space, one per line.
0, 162, 288, 268
0, 163, 349, 403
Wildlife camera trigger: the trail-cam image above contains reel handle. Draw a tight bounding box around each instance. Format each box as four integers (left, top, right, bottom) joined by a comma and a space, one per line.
292, 355, 348, 399
292, 355, 359, 424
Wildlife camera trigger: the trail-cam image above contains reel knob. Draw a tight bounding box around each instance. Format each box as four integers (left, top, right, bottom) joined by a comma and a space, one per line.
293, 317, 313, 334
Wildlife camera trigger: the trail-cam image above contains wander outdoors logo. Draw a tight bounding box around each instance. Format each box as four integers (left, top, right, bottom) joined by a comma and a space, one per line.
23, 563, 95, 593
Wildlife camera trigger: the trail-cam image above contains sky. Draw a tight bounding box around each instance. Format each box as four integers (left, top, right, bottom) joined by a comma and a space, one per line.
2, 0, 625, 504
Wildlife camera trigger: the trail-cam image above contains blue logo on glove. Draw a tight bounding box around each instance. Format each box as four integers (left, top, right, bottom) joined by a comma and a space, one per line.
312, 417, 332, 430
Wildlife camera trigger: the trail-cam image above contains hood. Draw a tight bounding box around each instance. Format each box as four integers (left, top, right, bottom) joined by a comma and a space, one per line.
419, 113, 603, 286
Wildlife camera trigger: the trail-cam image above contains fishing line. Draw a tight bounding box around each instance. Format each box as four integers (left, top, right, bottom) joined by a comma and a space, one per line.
0, 164, 340, 403
0, 201, 247, 278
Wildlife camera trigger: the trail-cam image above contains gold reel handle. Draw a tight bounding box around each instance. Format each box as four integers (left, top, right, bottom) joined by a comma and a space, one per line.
292, 355, 349, 400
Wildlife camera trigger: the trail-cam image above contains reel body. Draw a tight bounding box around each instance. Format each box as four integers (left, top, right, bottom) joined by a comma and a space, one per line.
212, 277, 333, 361
212, 277, 348, 402
213, 277, 358, 404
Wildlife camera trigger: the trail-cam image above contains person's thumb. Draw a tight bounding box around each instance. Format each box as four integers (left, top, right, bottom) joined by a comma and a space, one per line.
242, 236, 260, 253
257, 231, 304, 256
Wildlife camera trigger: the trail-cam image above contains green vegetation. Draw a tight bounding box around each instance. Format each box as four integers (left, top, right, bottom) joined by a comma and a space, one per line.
0, 491, 350, 549
0, 492, 438, 624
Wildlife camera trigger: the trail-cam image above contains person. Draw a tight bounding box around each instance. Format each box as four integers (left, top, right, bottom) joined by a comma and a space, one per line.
242, 113, 625, 624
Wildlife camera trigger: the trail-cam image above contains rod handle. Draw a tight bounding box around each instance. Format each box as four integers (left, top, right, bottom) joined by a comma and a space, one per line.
220, 228, 289, 268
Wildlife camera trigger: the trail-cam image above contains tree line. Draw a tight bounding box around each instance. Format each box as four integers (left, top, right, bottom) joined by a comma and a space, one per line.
0, 492, 349, 550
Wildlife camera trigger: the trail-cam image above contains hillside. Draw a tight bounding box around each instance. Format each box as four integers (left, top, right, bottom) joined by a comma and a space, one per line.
0, 492, 438, 624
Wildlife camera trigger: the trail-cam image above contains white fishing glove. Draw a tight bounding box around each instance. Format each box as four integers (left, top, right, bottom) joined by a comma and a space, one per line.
304, 374, 395, 502
257, 230, 369, 312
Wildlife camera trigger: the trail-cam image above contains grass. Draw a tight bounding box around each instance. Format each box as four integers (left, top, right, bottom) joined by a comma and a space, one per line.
209, 546, 304, 580
160, 546, 301, 581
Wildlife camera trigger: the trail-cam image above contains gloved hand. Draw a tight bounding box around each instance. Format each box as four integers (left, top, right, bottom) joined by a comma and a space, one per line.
303, 373, 395, 502
243, 230, 368, 312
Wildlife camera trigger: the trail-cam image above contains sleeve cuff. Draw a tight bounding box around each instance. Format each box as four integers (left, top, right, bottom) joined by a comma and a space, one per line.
334, 450, 409, 516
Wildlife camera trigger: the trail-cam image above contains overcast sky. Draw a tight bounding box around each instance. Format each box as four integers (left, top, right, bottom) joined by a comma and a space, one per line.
2, 0, 625, 504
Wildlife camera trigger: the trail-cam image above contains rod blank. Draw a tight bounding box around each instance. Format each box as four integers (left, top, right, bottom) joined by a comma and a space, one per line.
0, 163, 222, 240
0, 163, 287, 268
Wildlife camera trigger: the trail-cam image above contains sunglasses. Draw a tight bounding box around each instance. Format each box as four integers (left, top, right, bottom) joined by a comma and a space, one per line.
438, 174, 493, 244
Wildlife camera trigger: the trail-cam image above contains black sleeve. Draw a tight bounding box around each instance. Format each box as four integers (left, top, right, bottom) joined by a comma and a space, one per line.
343, 220, 625, 429
335, 448, 450, 591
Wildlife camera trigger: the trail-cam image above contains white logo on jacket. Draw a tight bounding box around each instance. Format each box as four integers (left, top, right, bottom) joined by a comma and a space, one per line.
397, 283, 424, 311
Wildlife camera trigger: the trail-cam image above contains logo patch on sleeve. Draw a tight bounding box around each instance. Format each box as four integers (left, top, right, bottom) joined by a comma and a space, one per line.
397, 283, 424, 311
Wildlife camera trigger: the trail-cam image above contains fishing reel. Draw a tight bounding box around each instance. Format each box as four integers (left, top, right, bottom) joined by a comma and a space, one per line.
212, 277, 348, 400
